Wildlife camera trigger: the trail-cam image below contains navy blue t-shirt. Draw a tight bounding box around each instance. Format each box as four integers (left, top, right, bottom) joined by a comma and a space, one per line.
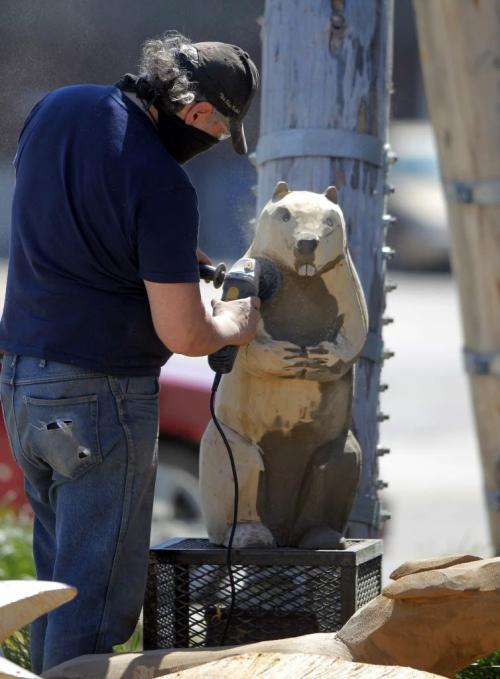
0, 85, 200, 376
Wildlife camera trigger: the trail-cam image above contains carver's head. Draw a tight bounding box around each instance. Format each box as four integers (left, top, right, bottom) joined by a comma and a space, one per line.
121, 31, 259, 162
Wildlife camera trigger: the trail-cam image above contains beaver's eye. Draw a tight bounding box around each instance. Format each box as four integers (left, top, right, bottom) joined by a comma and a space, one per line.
326, 217, 334, 227
281, 209, 291, 222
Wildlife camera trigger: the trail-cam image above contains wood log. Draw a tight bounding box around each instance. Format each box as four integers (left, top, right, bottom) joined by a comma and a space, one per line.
256, 0, 394, 535
42, 647, 445, 679
42, 635, 352, 679
168, 652, 446, 678
413, 0, 500, 552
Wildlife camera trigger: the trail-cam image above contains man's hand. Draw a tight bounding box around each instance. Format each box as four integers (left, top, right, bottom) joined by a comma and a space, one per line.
144, 281, 261, 356
211, 296, 261, 347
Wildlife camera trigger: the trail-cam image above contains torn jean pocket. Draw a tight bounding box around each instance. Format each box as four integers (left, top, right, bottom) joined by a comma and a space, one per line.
22, 394, 102, 480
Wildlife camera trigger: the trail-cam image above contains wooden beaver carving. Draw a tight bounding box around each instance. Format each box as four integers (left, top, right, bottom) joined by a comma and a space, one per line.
199, 182, 369, 548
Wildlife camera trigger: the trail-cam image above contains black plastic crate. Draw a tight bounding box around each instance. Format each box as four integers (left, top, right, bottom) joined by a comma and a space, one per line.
144, 537, 382, 649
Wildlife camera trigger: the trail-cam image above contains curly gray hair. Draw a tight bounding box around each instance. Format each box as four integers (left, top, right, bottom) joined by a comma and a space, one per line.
138, 31, 199, 113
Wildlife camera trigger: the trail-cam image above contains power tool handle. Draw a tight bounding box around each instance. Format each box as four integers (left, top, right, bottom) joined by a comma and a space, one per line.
208, 344, 240, 374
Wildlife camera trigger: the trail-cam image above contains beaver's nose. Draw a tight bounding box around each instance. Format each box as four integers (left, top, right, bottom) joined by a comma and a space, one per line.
296, 238, 319, 255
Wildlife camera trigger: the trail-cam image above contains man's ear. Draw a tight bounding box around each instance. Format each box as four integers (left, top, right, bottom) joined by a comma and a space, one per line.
184, 101, 212, 124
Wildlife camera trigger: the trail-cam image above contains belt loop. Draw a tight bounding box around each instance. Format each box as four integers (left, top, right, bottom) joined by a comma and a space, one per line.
9, 354, 18, 386
106, 376, 122, 400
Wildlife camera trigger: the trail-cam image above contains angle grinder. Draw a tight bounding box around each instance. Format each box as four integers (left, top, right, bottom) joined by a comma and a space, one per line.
199, 263, 226, 289
200, 257, 280, 374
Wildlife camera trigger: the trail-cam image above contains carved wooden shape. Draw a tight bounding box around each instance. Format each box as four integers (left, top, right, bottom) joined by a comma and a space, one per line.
43, 554, 500, 679
0, 580, 76, 643
199, 185, 369, 548
42, 645, 446, 679
338, 555, 500, 677
0, 656, 43, 679
0, 580, 76, 679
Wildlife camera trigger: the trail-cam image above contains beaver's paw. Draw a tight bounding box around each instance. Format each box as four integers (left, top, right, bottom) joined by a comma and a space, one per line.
223, 521, 276, 548
297, 526, 346, 549
284, 343, 346, 369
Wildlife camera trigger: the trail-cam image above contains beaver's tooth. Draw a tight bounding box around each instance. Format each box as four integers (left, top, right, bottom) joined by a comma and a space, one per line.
298, 264, 317, 276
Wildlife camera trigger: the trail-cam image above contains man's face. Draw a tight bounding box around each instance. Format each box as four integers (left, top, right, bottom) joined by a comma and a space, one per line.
182, 101, 231, 141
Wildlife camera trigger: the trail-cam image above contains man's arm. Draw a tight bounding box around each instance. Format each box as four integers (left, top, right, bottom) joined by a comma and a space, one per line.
144, 280, 260, 357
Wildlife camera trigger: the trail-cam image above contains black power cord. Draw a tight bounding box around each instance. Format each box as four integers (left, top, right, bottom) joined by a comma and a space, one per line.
209, 370, 239, 646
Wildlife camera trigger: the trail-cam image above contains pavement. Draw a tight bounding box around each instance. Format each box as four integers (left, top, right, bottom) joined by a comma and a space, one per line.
379, 272, 491, 580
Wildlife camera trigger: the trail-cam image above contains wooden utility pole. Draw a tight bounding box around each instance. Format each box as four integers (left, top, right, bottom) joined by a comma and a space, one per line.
255, 0, 394, 537
413, 1, 500, 554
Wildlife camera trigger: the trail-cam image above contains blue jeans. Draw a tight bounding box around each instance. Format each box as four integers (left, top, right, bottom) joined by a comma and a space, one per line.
0, 354, 159, 674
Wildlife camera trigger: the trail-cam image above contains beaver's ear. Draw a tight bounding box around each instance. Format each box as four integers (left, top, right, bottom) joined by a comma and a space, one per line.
324, 186, 338, 204
272, 181, 290, 202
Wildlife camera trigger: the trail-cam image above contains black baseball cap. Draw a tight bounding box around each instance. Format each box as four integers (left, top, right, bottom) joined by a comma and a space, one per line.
179, 42, 259, 154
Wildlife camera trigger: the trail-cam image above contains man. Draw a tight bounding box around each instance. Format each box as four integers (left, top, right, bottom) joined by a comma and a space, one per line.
0, 31, 260, 673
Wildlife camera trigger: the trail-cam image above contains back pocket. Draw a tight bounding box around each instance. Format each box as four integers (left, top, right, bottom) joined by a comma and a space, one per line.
23, 394, 102, 480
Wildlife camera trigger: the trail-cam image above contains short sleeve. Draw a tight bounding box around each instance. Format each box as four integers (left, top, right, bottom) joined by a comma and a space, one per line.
135, 186, 200, 283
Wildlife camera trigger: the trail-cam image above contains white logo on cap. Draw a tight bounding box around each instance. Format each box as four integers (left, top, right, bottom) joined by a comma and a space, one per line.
219, 92, 240, 115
